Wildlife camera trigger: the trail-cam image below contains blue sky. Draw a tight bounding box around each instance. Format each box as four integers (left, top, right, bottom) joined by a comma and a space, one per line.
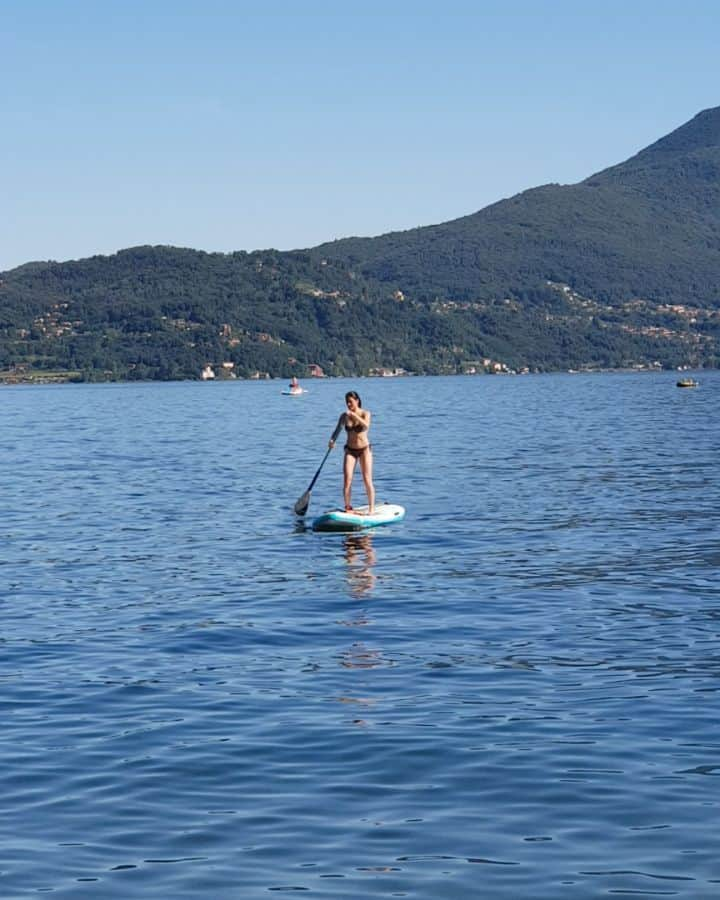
2, 0, 719, 271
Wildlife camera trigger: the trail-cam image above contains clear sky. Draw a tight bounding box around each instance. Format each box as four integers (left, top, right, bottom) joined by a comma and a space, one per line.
2, 0, 719, 271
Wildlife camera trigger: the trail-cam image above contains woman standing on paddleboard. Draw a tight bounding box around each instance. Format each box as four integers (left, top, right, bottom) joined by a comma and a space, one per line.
329, 391, 375, 514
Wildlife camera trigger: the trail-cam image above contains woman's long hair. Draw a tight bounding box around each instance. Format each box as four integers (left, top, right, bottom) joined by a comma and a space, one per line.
345, 390, 362, 406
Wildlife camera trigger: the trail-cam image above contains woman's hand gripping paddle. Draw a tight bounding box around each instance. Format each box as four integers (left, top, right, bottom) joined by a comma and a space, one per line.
293, 420, 343, 516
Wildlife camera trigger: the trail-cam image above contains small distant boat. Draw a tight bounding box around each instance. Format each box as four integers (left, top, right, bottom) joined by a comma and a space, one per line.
676, 378, 698, 388
282, 384, 307, 396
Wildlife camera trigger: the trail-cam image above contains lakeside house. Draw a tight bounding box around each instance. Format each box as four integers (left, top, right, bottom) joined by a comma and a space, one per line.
368, 367, 409, 377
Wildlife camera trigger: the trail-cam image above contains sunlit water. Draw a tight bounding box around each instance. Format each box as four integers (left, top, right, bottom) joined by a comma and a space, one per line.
2, 372, 718, 898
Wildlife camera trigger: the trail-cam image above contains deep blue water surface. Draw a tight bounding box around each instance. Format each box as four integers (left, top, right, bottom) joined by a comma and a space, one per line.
2, 372, 719, 898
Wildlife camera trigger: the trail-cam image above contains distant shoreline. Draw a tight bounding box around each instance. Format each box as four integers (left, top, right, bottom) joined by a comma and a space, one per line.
1, 365, 709, 387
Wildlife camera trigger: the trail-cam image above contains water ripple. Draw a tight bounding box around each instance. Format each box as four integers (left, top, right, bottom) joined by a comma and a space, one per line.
1, 374, 719, 898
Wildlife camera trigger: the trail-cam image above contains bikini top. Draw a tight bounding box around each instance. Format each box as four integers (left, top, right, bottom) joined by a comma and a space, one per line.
345, 416, 366, 433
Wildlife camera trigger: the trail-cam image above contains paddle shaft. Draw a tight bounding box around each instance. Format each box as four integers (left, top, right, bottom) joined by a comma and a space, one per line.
309, 419, 343, 489
306, 445, 332, 493
294, 419, 344, 515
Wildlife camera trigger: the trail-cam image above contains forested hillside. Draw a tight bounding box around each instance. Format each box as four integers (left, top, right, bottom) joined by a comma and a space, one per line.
2, 108, 719, 382
311, 107, 720, 308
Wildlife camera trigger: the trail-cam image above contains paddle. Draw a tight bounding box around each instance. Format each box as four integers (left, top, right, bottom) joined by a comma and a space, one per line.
293, 420, 343, 516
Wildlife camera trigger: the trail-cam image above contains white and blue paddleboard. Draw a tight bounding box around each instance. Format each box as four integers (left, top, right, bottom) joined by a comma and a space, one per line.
312, 502, 405, 532
281, 388, 308, 396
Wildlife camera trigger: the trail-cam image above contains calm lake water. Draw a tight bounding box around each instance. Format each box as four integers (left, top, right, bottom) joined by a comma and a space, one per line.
2, 372, 719, 899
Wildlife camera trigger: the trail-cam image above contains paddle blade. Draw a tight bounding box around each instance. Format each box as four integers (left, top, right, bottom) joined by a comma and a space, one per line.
294, 490, 311, 516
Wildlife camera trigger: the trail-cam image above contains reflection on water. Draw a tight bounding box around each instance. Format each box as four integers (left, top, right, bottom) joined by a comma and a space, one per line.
337, 612, 372, 627
343, 533, 377, 597
339, 642, 384, 669
338, 536, 382, 725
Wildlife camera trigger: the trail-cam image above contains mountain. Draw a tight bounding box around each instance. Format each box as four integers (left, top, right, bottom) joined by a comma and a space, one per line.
310, 107, 720, 307
2, 107, 720, 382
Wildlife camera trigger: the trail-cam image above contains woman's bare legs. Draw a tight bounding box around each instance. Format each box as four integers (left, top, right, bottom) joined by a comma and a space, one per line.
343, 452, 357, 510
359, 449, 375, 513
